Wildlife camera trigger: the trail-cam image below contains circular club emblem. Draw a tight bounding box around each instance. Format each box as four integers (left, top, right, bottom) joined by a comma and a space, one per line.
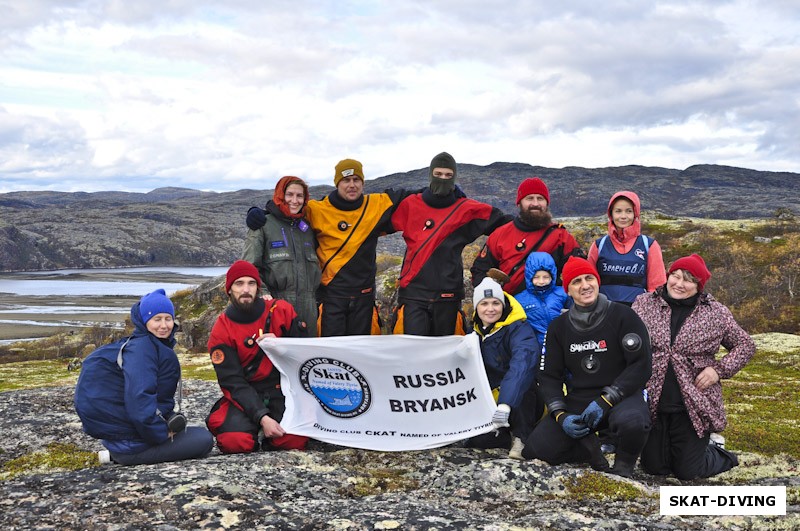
299, 358, 371, 418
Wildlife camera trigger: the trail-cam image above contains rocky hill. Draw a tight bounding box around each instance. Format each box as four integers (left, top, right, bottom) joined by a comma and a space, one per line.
1, 163, 797, 271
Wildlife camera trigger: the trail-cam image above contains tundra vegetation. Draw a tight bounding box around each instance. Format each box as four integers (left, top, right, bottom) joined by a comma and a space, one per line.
1, 214, 798, 500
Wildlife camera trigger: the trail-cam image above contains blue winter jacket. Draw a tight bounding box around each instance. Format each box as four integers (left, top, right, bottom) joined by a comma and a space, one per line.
473, 293, 541, 408
515, 252, 569, 348
74, 301, 179, 454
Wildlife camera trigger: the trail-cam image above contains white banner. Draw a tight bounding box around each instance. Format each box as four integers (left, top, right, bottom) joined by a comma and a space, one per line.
259, 333, 497, 451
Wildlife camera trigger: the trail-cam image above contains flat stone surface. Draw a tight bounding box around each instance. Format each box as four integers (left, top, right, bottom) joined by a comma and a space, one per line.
1, 381, 796, 530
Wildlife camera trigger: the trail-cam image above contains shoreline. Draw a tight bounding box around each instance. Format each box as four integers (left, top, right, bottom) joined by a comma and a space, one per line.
0, 294, 134, 342
0, 266, 223, 343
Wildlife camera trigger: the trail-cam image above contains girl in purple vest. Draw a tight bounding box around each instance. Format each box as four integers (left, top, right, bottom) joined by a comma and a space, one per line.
587, 191, 666, 306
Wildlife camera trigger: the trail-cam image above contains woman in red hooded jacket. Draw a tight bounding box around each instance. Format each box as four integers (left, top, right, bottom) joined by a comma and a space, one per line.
587, 191, 665, 306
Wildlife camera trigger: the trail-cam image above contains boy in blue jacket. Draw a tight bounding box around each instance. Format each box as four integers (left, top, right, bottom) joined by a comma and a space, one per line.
515, 252, 569, 350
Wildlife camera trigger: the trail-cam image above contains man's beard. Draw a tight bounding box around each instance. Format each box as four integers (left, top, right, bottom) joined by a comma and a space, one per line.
231, 293, 255, 312
519, 206, 552, 229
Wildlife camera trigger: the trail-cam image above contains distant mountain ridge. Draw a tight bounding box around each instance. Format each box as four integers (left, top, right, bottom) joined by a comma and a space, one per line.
367, 163, 798, 218
1, 163, 796, 271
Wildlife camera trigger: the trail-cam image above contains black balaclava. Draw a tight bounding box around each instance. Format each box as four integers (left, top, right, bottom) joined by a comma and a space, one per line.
429, 152, 457, 197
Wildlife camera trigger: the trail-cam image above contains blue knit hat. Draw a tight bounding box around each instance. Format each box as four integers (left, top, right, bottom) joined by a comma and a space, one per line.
139, 289, 175, 324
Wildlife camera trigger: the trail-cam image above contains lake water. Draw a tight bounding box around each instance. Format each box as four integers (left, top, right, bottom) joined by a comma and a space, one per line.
0, 279, 200, 297
24, 266, 229, 277
0, 266, 227, 296
0, 266, 227, 344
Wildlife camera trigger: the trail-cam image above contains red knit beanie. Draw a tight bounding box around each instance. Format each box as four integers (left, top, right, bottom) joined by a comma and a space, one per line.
225, 260, 262, 292
668, 253, 711, 291
561, 256, 600, 293
516, 177, 550, 205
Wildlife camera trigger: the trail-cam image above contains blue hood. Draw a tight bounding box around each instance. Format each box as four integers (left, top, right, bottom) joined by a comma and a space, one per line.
524, 252, 558, 294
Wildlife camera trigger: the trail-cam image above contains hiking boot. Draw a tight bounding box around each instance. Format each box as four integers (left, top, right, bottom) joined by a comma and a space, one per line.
98, 450, 111, 465
579, 434, 610, 472
509, 437, 525, 460
709, 433, 725, 449
610, 451, 637, 478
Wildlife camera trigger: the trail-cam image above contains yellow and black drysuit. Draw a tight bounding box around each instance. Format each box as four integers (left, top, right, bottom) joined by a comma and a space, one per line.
305, 188, 411, 336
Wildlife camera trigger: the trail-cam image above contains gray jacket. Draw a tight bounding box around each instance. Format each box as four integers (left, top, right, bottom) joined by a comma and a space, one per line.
242, 201, 321, 332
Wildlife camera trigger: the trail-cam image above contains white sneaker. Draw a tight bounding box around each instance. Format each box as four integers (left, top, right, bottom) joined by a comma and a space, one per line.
709, 433, 725, 449
98, 450, 111, 465
509, 437, 525, 460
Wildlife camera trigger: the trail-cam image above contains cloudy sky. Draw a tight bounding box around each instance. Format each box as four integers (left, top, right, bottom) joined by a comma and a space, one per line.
1, 1, 798, 193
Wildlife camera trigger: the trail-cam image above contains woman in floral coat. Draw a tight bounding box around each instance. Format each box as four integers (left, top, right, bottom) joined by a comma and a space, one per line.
632, 253, 755, 479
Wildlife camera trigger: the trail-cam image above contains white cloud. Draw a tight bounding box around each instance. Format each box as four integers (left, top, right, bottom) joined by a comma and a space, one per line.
0, 0, 798, 193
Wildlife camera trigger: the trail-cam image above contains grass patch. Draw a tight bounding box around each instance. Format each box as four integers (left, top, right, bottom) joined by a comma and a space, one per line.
337, 467, 420, 497
180, 362, 217, 381
1, 443, 98, 480
0, 353, 217, 392
178, 352, 217, 381
0, 359, 79, 392
723, 349, 800, 458
562, 472, 644, 501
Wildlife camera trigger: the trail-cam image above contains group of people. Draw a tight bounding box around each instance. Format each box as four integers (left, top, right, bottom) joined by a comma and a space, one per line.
74, 152, 755, 482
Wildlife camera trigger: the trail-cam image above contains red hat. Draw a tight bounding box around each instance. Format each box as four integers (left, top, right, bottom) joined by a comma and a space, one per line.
561, 256, 600, 293
225, 260, 262, 293
668, 253, 711, 291
516, 177, 550, 205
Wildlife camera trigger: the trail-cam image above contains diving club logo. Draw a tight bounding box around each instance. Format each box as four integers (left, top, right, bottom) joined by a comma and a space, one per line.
299, 357, 371, 418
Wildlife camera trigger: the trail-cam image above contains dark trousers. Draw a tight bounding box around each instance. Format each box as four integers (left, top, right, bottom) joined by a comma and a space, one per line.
320, 292, 376, 337
109, 426, 214, 466
466, 385, 542, 449
400, 298, 462, 336
640, 411, 738, 480
522, 393, 650, 464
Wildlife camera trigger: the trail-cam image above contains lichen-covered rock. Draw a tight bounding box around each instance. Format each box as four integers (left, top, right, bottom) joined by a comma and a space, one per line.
0, 382, 796, 530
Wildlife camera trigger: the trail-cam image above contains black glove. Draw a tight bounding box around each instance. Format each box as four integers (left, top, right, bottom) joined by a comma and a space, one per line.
246, 206, 267, 230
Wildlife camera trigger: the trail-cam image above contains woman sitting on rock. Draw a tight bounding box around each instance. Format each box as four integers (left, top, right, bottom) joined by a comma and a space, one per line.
74, 289, 214, 465
523, 257, 652, 477
632, 254, 754, 479
465, 277, 541, 460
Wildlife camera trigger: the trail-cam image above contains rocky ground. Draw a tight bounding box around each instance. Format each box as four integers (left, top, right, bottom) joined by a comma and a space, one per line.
1, 380, 797, 530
